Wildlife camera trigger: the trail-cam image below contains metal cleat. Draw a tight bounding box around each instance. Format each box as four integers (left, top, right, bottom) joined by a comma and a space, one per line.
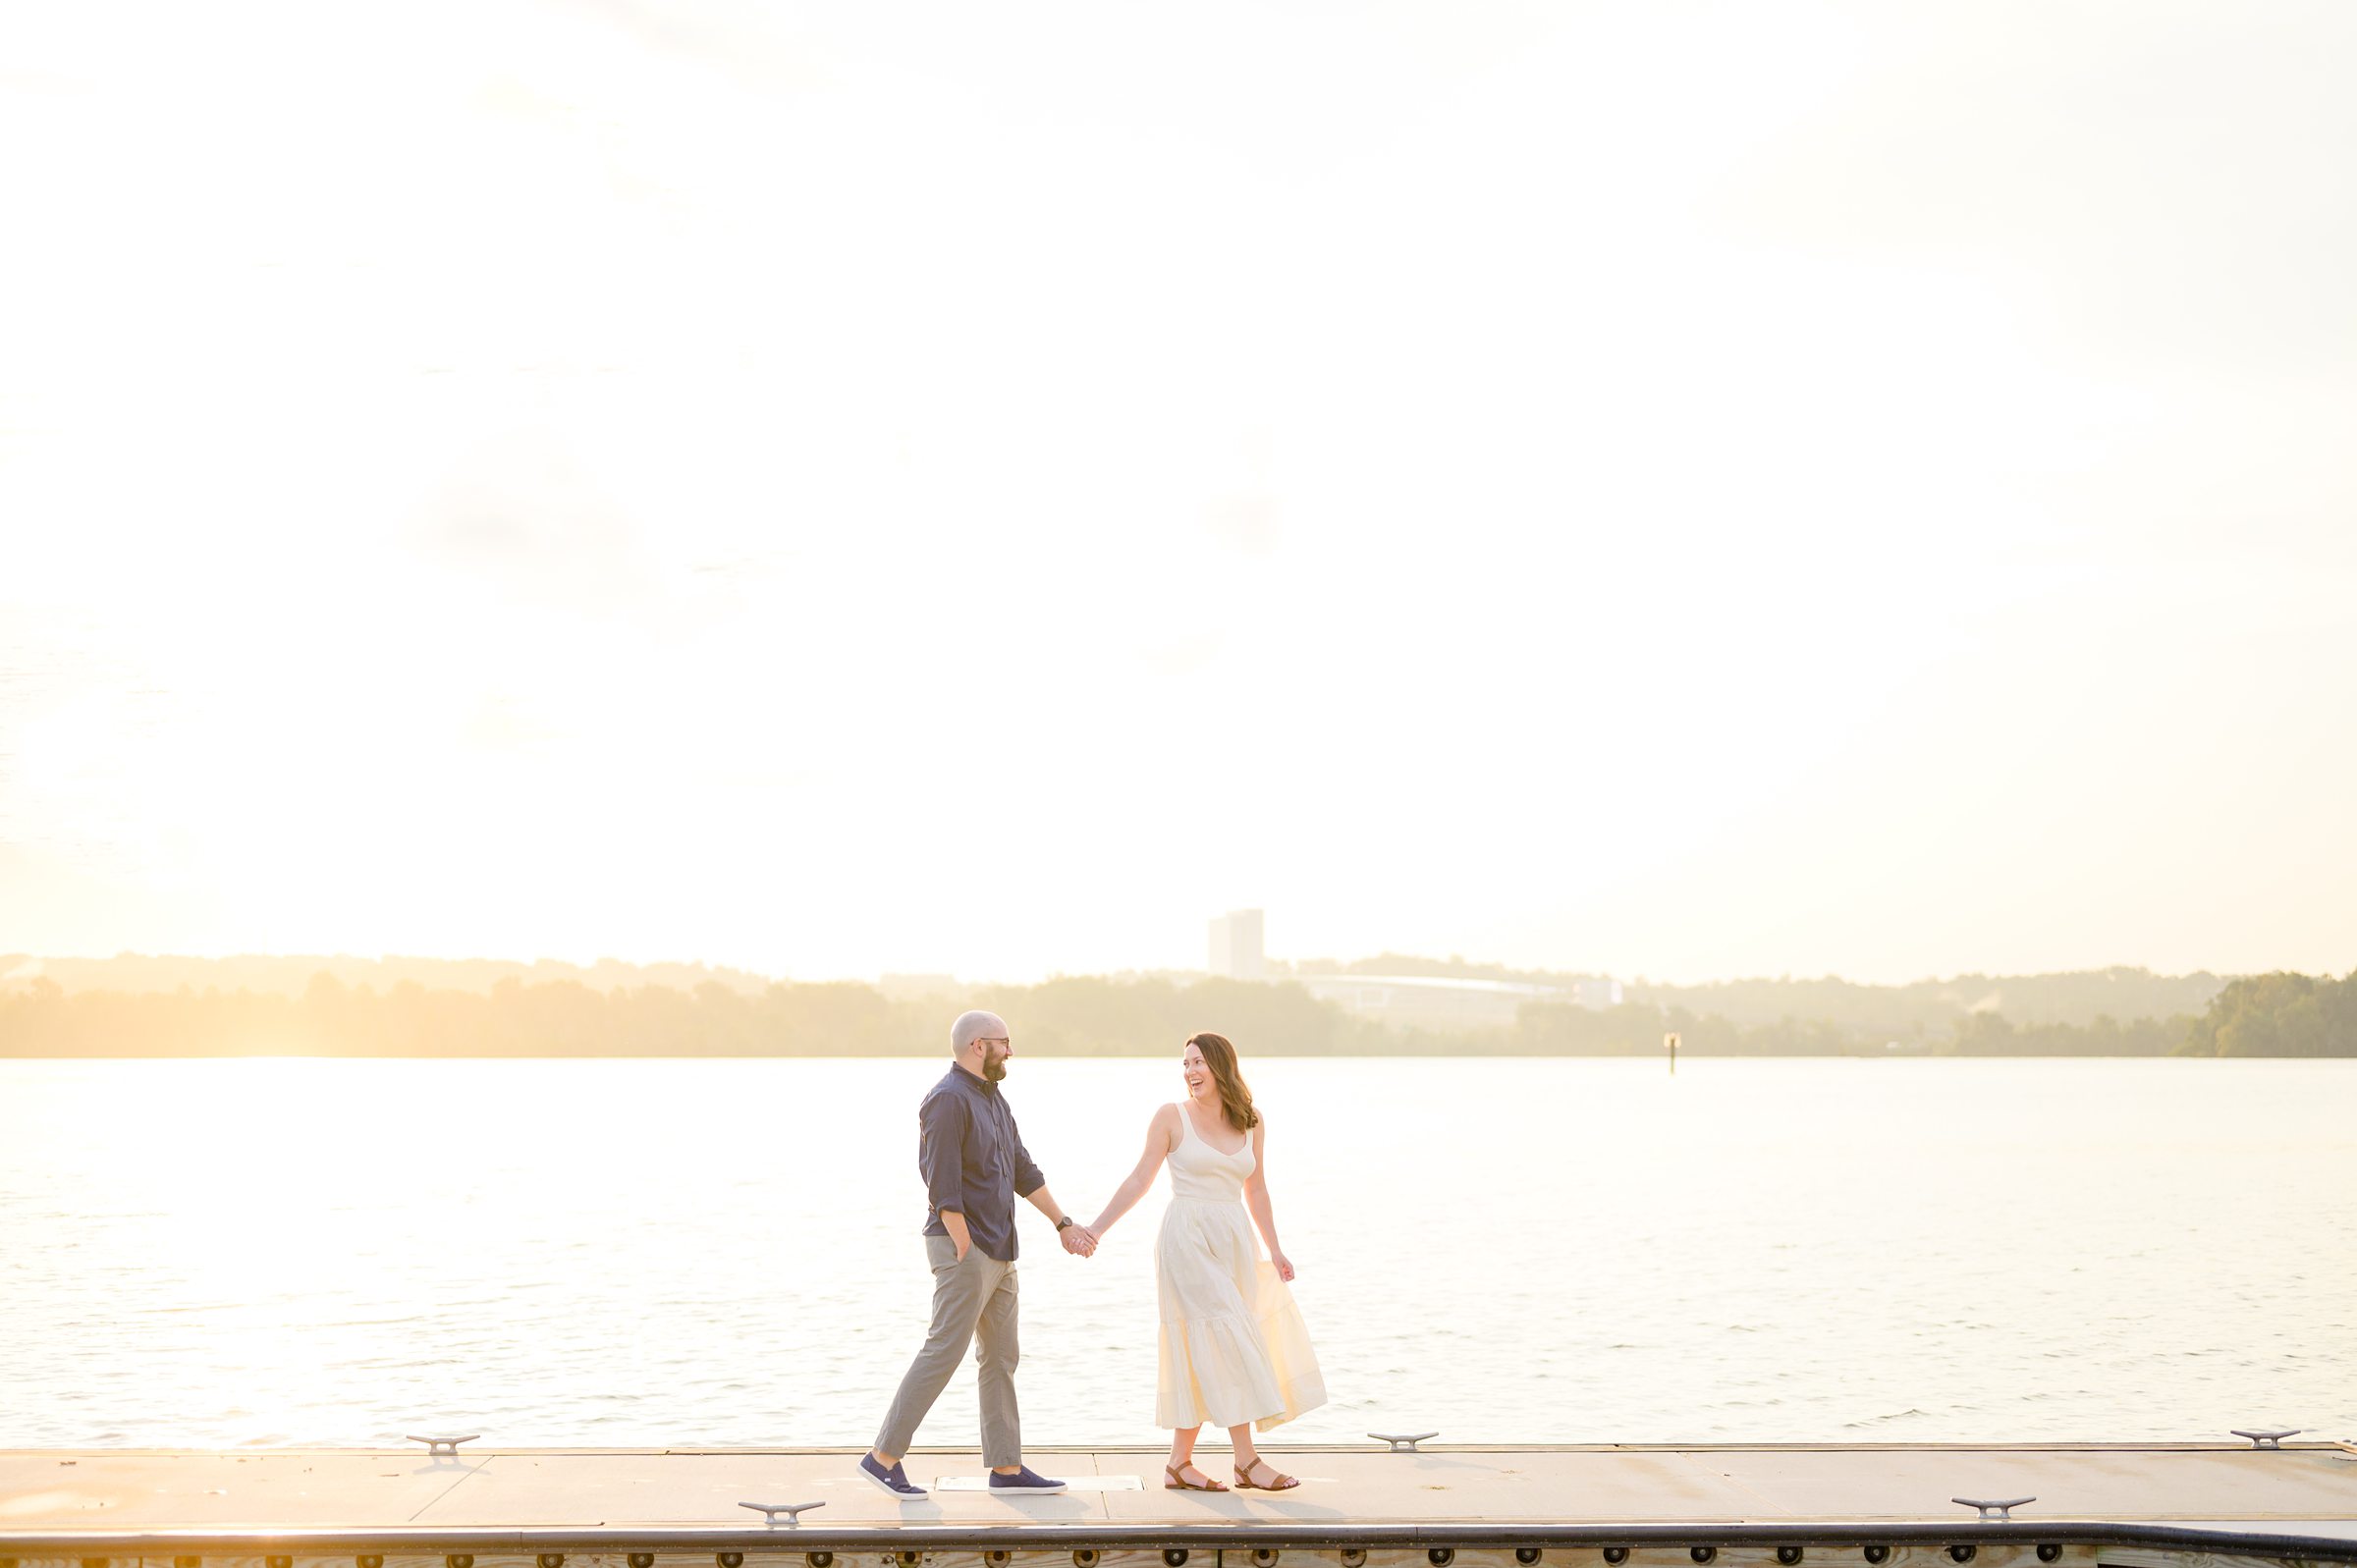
407, 1435, 479, 1458
740, 1501, 825, 1526
2230, 1429, 2301, 1450
1370, 1431, 1440, 1451
1954, 1497, 2035, 1522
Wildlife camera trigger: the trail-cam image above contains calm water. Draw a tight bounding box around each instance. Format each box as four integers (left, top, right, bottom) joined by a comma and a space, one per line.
2, 1056, 2350, 1448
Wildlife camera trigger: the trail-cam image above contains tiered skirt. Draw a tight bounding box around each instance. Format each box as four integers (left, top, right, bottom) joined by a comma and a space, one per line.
1153, 1197, 1327, 1431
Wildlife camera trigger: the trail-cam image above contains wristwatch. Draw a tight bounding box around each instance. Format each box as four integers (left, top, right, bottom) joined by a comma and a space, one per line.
1055, 1216, 1078, 1231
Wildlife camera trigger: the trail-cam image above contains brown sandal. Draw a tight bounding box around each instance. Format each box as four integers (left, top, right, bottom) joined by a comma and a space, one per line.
1165, 1462, 1228, 1491
1233, 1458, 1298, 1491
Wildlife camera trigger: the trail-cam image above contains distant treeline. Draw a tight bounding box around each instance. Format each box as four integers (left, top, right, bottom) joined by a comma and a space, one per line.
1304, 953, 2227, 1032
0, 973, 1373, 1058
2, 963, 2352, 1057
0, 952, 776, 998
2175, 969, 2357, 1057
1514, 1001, 2189, 1057
5, 954, 2230, 1033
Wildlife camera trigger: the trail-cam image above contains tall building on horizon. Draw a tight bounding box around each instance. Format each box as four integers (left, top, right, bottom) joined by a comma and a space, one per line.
1207, 908, 1266, 981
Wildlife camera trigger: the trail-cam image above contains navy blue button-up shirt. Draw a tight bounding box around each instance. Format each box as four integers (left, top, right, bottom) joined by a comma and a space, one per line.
918, 1063, 1045, 1263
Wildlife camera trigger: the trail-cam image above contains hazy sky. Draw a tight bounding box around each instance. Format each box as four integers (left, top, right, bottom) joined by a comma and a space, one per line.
4, 2, 2353, 985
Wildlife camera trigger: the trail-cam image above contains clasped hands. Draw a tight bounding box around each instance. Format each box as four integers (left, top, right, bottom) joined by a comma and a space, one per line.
1060, 1220, 1100, 1257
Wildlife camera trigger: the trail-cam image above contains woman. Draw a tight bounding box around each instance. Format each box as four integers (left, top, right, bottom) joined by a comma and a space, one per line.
1086, 1031, 1326, 1491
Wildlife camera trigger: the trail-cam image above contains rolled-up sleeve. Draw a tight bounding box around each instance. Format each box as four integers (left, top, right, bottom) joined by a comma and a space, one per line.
918, 1091, 967, 1217
1008, 1110, 1045, 1199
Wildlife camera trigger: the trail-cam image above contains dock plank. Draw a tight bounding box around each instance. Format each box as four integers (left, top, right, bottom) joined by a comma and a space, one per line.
1706, 1448, 2357, 1522
0, 1452, 486, 1530
416, 1453, 1116, 1529
3, 1446, 2352, 1557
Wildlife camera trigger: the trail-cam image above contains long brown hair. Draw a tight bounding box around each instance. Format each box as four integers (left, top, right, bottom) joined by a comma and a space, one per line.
1186, 1031, 1259, 1133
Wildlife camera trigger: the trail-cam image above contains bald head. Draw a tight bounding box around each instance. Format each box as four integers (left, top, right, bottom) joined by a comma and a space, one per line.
951, 1009, 1014, 1083
952, 1009, 1007, 1055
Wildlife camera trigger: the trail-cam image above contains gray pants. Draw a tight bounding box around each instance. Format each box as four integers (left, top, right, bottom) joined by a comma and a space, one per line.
873, 1234, 1020, 1467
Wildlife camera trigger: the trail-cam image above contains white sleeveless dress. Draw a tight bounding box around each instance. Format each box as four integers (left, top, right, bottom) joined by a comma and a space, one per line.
1153, 1104, 1327, 1431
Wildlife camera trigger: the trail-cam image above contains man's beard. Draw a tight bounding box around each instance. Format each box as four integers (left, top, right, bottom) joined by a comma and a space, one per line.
983, 1054, 1010, 1082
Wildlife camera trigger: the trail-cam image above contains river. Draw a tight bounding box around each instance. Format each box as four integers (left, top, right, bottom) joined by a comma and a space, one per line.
2, 1056, 2348, 1446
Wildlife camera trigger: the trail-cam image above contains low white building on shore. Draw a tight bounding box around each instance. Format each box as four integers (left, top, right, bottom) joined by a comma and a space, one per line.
1294, 972, 1621, 1028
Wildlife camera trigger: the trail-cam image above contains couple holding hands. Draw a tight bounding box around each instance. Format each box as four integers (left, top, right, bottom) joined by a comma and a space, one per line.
859, 1010, 1325, 1499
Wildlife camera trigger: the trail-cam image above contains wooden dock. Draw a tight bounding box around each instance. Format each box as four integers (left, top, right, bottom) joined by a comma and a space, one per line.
5, 1444, 2354, 1566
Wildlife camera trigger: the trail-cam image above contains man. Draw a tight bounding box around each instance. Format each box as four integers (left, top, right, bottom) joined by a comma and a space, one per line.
859, 1009, 1096, 1499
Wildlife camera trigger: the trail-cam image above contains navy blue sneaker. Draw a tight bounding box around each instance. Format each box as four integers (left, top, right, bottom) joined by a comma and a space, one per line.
858, 1453, 926, 1498
987, 1464, 1067, 1494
